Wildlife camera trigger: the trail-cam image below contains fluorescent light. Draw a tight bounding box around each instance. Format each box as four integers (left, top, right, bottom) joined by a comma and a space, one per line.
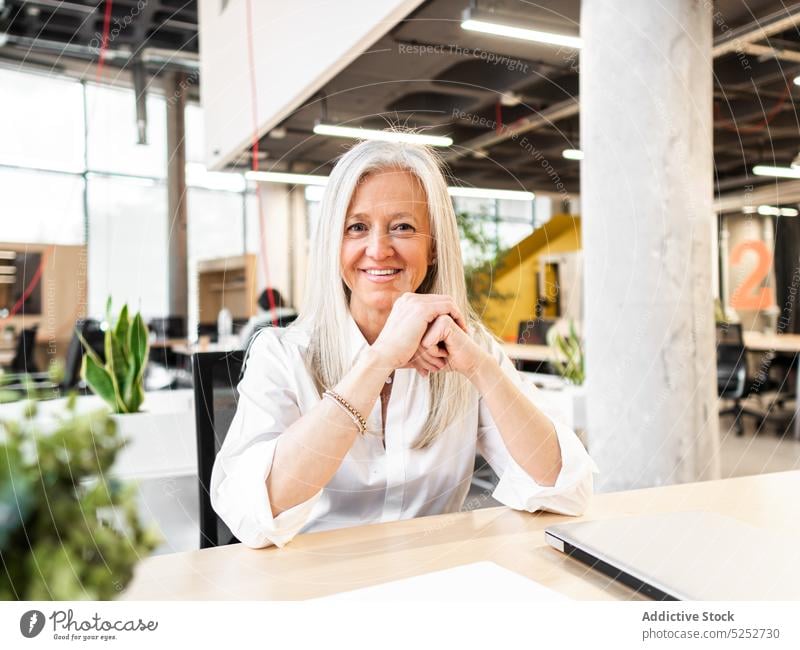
562, 148, 583, 160
461, 17, 582, 49
794, 75, 800, 86
313, 124, 453, 147
186, 162, 246, 192
757, 205, 798, 217
752, 165, 800, 179
245, 171, 329, 186
742, 206, 757, 214
447, 186, 534, 201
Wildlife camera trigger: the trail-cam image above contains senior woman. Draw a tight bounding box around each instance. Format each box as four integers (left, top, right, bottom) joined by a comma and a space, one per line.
211, 138, 599, 549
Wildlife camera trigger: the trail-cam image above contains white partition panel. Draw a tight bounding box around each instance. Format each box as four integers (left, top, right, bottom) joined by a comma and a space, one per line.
198, 0, 424, 169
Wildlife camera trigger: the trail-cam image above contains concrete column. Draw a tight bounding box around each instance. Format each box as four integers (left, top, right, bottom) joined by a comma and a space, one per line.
581, 0, 720, 491
165, 71, 189, 321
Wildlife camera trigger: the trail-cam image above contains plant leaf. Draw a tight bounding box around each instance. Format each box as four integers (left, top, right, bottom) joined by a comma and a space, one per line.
128, 312, 149, 379
81, 354, 122, 413
102, 328, 127, 413
76, 328, 103, 367
106, 327, 129, 402
114, 304, 130, 362
121, 311, 149, 413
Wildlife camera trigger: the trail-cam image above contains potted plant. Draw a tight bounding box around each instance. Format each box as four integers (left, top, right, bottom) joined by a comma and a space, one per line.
78, 300, 195, 479
546, 320, 587, 437
546, 319, 585, 386
79, 299, 149, 414
0, 394, 160, 599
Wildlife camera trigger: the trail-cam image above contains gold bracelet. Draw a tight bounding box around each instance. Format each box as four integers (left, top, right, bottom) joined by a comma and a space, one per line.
323, 390, 368, 434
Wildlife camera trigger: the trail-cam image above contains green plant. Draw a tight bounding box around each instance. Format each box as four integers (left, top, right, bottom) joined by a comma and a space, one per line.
0, 362, 65, 405
80, 299, 149, 414
547, 320, 585, 385
456, 211, 511, 323
0, 396, 160, 599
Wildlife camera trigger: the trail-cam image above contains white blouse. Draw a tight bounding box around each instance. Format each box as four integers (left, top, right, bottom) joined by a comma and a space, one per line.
211, 316, 600, 549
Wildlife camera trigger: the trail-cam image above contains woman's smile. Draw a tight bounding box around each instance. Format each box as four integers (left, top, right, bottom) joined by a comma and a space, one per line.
360, 266, 403, 283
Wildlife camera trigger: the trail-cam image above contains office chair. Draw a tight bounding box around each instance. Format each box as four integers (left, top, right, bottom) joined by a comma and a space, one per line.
241, 312, 299, 350
62, 319, 106, 390
9, 325, 39, 373
716, 322, 776, 436
148, 315, 186, 340
192, 349, 246, 549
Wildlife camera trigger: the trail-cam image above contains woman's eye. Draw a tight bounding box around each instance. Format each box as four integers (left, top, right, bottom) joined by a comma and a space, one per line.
346, 223, 367, 234
393, 223, 415, 233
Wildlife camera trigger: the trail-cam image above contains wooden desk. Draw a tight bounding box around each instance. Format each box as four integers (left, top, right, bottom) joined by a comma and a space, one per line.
150, 337, 191, 349
170, 341, 243, 356
743, 331, 800, 354
123, 471, 800, 601
743, 331, 800, 440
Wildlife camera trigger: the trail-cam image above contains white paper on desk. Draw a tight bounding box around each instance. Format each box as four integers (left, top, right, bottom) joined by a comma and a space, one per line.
318, 561, 568, 601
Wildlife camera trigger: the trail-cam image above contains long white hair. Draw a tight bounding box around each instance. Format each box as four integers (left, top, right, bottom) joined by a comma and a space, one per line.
294, 138, 491, 448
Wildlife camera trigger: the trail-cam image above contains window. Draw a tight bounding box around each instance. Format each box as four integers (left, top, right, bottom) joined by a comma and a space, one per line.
0, 167, 84, 245
85, 83, 168, 178
497, 220, 534, 251
0, 67, 85, 173
87, 175, 169, 319
187, 188, 245, 262
0, 64, 256, 327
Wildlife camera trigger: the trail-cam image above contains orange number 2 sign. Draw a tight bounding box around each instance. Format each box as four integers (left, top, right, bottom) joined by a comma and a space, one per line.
730, 240, 775, 310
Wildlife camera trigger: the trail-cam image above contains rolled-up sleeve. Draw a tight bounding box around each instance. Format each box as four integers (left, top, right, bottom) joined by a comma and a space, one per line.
476, 339, 599, 517
210, 330, 323, 549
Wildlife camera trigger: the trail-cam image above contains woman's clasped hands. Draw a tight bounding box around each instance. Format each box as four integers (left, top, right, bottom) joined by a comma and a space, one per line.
370, 293, 487, 378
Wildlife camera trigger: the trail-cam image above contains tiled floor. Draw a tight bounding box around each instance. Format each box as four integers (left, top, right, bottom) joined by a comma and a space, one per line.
718, 412, 800, 478
140, 407, 800, 555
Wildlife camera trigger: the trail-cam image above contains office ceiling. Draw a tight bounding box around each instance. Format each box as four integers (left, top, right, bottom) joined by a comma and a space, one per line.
0, 0, 198, 53
2, 0, 800, 201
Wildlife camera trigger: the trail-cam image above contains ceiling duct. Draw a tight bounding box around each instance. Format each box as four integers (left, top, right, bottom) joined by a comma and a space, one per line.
132, 57, 148, 145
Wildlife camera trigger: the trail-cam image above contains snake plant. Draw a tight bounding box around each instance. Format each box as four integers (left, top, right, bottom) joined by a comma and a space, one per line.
79, 299, 149, 414
546, 319, 585, 385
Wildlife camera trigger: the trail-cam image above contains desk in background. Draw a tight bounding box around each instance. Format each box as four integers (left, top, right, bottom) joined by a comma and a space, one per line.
502, 342, 564, 364
123, 471, 800, 600
743, 331, 800, 440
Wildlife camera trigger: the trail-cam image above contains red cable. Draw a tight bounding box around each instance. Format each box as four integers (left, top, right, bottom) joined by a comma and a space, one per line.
95, 0, 114, 83
716, 84, 791, 134
245, 0, 278, 325
495, 101, 503, 134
